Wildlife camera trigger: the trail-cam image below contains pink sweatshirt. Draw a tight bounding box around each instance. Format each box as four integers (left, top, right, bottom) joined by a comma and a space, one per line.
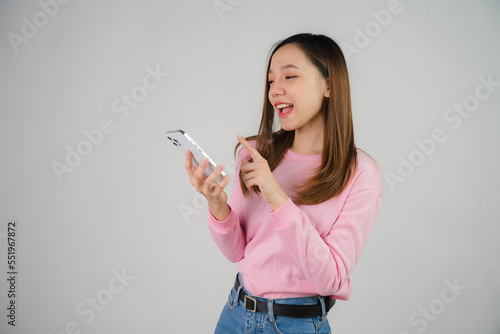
208, 144, 382, 301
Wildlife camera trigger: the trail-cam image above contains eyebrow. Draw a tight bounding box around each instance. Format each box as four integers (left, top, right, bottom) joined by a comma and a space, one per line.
268, 64, 299, 74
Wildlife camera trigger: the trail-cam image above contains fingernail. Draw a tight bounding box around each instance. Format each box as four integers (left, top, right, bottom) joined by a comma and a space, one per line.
216, 165, 223, 171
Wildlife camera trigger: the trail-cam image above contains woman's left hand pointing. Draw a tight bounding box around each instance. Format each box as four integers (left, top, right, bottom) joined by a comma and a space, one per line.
237, 134, 289, 211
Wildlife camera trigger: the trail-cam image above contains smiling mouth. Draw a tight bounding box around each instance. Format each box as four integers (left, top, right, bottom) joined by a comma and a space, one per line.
276, 103, 293, 116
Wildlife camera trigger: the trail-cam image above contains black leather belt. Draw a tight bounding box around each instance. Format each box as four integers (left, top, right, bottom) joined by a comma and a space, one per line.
234, 274, 335, 318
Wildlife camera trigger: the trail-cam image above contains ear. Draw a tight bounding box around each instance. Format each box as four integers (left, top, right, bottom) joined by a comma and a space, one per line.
323, 78, 330, 98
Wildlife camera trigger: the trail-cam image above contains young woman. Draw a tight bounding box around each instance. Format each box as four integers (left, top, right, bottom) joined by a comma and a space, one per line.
185, 33, 382, 334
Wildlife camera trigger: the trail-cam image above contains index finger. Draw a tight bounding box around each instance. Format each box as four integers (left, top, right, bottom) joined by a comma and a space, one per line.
237, 133, 263, 161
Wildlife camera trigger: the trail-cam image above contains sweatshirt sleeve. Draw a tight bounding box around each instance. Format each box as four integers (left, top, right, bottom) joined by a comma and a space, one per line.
207, 147, 249, 263
270, 163, 382, 297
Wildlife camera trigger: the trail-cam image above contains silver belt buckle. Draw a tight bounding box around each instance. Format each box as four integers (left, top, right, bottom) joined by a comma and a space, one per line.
244, 295, 257, 312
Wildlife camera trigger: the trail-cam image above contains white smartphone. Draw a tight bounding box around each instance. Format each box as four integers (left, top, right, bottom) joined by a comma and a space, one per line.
166, 129, 226, 184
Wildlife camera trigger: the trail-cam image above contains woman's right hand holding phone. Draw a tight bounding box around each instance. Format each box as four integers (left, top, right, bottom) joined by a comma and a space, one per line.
185, 149, 231, 221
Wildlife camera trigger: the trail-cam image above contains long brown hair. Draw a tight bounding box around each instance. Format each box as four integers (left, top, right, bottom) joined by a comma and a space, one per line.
235, 33, 362, 205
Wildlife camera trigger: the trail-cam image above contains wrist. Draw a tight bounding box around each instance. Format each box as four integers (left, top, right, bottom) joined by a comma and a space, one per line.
270, 191, 289, 211
209, 202, 230, 221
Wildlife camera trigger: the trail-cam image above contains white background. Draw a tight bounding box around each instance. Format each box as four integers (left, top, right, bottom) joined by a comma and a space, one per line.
1, 0, 499, 333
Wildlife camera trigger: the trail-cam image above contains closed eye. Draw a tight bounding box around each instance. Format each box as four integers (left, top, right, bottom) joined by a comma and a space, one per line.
268, 76, 297, 85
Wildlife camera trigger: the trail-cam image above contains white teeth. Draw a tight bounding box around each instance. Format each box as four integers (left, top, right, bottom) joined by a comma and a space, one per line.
276, 103, 292, 109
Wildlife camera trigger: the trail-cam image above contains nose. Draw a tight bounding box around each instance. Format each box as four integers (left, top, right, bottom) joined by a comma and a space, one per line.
269, 80, 284, 97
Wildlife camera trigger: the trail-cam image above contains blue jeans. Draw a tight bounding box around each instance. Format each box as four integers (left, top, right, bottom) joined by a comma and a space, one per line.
214, 275, 331, 334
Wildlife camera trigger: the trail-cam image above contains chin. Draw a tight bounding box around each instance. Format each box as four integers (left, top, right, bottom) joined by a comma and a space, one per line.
279, 122, 295, 132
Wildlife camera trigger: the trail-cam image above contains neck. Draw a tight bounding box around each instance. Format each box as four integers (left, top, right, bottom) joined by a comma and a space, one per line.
290, 123, 324, 155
